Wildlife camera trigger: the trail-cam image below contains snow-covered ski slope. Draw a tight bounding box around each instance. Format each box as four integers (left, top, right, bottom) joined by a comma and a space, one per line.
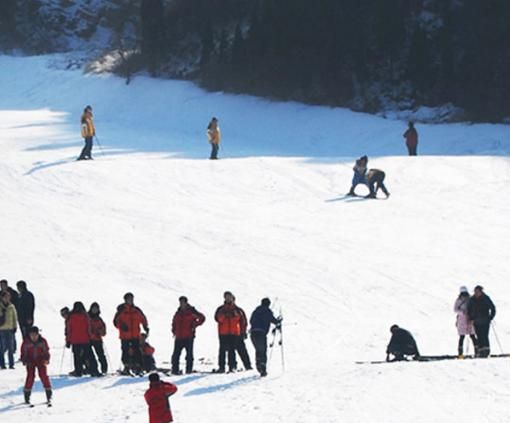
1, 54, 510, 422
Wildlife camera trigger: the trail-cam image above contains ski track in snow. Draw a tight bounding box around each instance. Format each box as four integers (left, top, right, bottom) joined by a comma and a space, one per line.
1, 54, 510, 422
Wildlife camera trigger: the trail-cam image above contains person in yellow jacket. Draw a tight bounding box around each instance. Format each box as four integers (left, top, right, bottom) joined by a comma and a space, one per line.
78, 105, 95, 160
207, 117, 221, 160
0, 291, 18, 369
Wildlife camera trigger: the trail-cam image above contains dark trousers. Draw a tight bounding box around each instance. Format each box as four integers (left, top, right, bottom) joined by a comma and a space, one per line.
171, 338, 194, 374
250, 331, 268, 374
79, 137, 93, 159
72, 344, 98, 376
369, 173, 389, 197
142, 355, 156, 372
210, 143, 219, 159
458, 335, 477, 355
474, 320, 491, 357
91, 340, 108, 374
407, 145, 417, 156
218, 335, 237, 371
0, 330, 15, 368
121, 338, 142, 370
235, 336, 252, 370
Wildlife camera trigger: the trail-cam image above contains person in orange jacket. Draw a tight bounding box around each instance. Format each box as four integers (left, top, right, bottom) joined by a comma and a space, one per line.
207, 117, 221, 160
214, 291, 243, 373
113, 292, 149, 375
403, 121, 418, 156
145, 373, 178, 423
78, 105, 95, 160
141, 333, 156, 373
88, 302, 108, 374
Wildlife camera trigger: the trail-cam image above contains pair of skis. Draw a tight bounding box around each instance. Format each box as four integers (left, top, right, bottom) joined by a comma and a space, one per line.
356, 353, 510, 365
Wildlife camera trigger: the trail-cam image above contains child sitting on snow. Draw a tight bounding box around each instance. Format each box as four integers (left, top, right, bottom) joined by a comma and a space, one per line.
140, 333, 156, 372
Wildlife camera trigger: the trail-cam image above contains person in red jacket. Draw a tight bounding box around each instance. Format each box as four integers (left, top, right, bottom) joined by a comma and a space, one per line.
67, 301, 99, 377
232, 296, 252, 371
20, 326, 52, 405
214, 291, 243, 373
88, 302, 108, 374
145, 373, 178, 423
403, 121, 418, 156
141, 333, 156, 372
171, 296, 205, 375
113, 292, 149, 375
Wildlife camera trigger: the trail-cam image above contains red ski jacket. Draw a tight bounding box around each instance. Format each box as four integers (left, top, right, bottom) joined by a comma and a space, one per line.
21, 336, 50, 365
404, 128, 418, 148
89, 315, 106, 342
67, 312, 91, 345
215, 303, 247, 336
172, 306, 205, 339
113, 304, 148, 340
145, 381, 178, 423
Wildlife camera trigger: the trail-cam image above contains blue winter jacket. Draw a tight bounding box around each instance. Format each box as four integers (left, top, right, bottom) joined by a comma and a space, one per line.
250, 305, 279, 335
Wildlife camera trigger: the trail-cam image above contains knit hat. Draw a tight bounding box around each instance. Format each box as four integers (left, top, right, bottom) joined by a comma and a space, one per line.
459, 286, 469, 294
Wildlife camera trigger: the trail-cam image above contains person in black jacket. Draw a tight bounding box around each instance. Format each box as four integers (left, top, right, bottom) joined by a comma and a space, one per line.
386, 325, 420, 361
16, 281, 35, 338
366, 169, 390, 199
250, 298, 281, 376
467, 285, 496, 358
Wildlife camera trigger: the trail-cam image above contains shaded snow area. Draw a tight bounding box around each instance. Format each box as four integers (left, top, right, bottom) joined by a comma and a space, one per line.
1, 54, 510, 422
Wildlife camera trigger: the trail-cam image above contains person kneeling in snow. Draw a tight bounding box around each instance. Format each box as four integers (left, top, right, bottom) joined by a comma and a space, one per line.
145, 373, 178, 423
347, 155, 368, 196
141, 333, 157, 372
21, 326, 52, 404
366, 169, 390, 199
386, 325, 420, 362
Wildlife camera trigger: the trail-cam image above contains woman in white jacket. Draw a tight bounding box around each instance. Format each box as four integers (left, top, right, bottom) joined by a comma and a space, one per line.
454, 286, 477, 356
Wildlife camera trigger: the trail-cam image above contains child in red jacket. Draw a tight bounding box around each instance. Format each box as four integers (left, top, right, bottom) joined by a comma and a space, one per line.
141, 333, 156, 372
144, 373, 177, 423
20, 326, 52, 405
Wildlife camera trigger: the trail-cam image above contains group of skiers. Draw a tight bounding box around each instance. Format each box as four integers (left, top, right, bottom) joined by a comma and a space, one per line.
386, 285, 497, 361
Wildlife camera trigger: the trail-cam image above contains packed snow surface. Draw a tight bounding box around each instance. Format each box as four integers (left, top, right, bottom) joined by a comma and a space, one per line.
1, 55, 510, 422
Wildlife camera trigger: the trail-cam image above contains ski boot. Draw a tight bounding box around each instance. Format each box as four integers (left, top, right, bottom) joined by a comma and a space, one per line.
45, 388, 52, 406
24, 389, 31, 405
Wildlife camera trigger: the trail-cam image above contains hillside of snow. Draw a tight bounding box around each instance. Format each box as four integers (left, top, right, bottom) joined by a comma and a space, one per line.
1, 54, 510, 422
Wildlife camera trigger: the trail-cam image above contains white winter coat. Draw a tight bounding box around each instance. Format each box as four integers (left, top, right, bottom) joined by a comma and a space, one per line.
454, 296, 475, 336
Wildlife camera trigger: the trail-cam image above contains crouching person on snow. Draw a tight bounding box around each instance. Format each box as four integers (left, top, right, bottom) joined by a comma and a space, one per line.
145, 373, 178, 423
386, 324, 420, 362
366, 169, 390, 199
21, 326, 52, 405
141, 333, 157, 373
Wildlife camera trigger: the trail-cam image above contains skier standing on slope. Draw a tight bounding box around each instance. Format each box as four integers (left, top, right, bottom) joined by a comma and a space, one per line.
21, 326, 52, 405
0, 291, 18, 369
114, 292, 149, 375
77, 105, 95, 160
403, 121, 418, 156
250, 298, 281, 377
365, 169, 390, 199
454, 286, 478, 357
88, 302, 108, 375
145, 373, 178, 423
16, 280, 35, 339
207, 117, 221, 160
386, 325, 420, 361
171, 296, 205, 375
215, 291, 242, 373
467, 285, 496, 358
347, 155, 368, 196
67, 301, 100, 377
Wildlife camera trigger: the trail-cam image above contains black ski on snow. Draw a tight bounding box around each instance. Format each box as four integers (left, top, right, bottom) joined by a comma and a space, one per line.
356, 353, 510, 365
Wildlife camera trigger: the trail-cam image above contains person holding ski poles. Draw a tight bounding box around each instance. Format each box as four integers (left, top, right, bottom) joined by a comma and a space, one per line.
77, 105, 95, 160
21, 326, 52, 406
145, 373, 178, 423
249, 298, 281, 377
207, 117, 221, 160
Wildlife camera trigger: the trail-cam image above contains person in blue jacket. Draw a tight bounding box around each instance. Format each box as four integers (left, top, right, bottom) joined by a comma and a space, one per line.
249, 298, 281, 377
347, 155, 368, 196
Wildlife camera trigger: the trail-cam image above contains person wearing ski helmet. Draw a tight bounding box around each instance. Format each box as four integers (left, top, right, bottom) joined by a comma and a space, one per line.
454, 286, 477, 357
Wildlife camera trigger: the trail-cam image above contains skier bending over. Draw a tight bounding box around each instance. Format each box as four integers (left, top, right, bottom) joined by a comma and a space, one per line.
145, 373, 178, 423
386, 325, 420, 361
347, 155, 368, 196
366, 169, 390, 199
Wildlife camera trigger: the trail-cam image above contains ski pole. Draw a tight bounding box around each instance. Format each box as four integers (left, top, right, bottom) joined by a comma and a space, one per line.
94, 135, 105, 157
59, 345, 66, 374
491, 321, 505, 355
279, 307, 285, 371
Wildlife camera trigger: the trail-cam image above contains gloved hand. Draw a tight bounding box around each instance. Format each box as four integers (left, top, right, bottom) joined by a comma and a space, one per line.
65, 342, 70, 349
